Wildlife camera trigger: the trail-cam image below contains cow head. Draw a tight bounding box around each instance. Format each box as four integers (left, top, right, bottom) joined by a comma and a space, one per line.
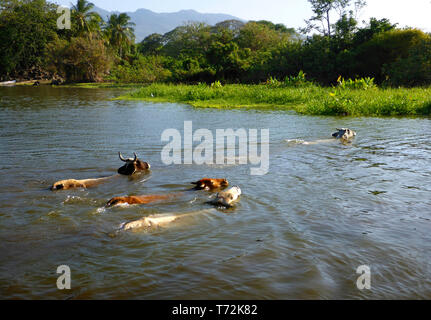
332, 128, 357, 141
213, 186, 242, 207
118, 152, 151, 175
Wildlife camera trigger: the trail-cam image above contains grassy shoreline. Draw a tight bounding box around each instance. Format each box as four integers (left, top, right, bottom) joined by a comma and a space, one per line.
60, 83, 144, 89
113, 83, 431, 116
46, 82, 431, 116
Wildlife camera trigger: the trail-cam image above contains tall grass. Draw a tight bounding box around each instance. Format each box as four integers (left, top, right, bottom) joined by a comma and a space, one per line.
116, 83, 431, 116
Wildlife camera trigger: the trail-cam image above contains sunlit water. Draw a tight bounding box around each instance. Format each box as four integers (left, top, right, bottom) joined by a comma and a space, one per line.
0, 86, 430, 299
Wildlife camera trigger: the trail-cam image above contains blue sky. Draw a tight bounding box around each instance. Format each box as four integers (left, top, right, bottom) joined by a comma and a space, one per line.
51, 0, 431, 32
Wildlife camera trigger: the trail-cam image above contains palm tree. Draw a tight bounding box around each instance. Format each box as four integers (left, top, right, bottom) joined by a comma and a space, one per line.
104, 13, 135, 57
71, 0, 102, 36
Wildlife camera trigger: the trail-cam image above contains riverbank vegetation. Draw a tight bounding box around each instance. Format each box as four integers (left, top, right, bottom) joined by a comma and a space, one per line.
1, 0, 431, 88
1, 0, 431, 116
118, 80, 431, 116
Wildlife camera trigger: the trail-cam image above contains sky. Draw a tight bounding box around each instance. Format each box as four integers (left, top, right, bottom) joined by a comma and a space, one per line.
51, 0, 431, 32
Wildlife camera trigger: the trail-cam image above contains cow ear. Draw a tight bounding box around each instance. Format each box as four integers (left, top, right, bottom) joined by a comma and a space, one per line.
191, 181, 198, 185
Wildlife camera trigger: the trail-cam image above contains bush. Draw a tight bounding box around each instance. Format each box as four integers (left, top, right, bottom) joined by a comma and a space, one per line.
336, 76, 377, 90
266, 76, 282, 87
265, 71, 312, 88
383, 37, 431, 87
107, 55, 171, 83
210, 81, 223, 89
47, 35, 113, 82
352, 29, 429, 83
284, 70, 310, 87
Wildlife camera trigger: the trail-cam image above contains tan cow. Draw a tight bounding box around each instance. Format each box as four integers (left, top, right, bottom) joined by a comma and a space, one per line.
51, 152, 150, 191
119, 209, 216, 232
107, 193, 183, 207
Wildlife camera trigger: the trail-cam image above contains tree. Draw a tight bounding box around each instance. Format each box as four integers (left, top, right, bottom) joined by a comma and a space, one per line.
0, 0, 58, 78
213, 19, 245, 37
207, 38, 250, 80
108, 55, 171, 83
47, 34, 113, 82
303, 0, 366, 36
334, 13, 357, 40
353, 18, 397, 46
383, 36, 431, 86
104, 13, 135, 58
237, 21, 291, 52
301, 35, 337, 83
70, 0, 101, 36
353, 28, 429, 83
138, 33, 163, 55
0, 0, 19, 11
254, 20, 298, 36
161, 22, 212, 58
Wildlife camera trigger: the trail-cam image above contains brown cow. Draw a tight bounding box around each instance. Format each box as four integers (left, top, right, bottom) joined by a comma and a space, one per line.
191, 178, 229, 191
51, 152, 150, 191
107, 178, 229, 207
107, 193, 183, 207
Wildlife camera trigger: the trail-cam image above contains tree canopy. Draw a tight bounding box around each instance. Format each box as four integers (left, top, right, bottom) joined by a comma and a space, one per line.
1, 0, 430, 87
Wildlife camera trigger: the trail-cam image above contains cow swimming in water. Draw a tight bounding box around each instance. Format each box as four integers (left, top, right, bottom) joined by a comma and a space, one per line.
106, 178, 229, 207
50, 152, 151, 191
286, 128, 357, 146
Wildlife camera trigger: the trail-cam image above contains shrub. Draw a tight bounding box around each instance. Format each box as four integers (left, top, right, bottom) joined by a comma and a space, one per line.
107, 55, 171, 83
383, 37, 431, 87
284, 70, 309, 87
266, 76, 281, 87
210, 81, 223, 89
336, 76, 376, 90
47, 35, 113, 82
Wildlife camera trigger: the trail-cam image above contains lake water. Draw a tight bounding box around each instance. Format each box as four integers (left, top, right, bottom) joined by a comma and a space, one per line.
0, 86, 430, 299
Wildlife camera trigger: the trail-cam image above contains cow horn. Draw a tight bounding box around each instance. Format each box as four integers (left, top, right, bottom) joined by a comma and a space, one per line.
134, 153, 138, 161
119, 152, 127, 162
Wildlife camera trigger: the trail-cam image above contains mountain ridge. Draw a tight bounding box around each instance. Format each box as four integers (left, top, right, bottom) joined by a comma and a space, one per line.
91, 6, 244, 42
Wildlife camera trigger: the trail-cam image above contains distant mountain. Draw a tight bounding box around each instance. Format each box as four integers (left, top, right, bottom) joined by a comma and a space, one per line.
92, 7, 244, 42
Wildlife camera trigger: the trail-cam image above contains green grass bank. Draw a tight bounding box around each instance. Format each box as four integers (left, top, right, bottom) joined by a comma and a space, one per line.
114, 83, 431, 116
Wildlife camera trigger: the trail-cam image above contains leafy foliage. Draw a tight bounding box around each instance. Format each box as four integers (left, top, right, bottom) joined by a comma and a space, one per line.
47, 34, 113, 82
104, 12, 135, 58
1, 0, 431, 87
0, 0, 58, 78
70, 0, 102, 36
336, 76, 376, 90
107, 55, 171, 83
